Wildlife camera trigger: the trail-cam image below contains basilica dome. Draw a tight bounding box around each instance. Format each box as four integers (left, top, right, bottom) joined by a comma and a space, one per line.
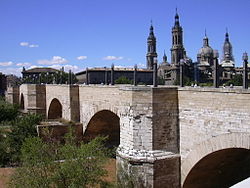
198, 36, 213, 56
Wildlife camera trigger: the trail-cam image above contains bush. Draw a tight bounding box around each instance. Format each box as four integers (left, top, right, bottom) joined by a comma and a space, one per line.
115, 76, 132, 84
225, 74, 242, 86
9, 135, 111, 188
0, 98, 19, 122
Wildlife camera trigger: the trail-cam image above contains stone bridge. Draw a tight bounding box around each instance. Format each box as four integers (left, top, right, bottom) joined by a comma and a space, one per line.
6, 84, 250, 188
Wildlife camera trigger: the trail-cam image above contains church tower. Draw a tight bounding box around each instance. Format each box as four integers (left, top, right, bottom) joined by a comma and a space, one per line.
146, 23, 157, 69
221, 30, 235, 67
171, 9, 186, 65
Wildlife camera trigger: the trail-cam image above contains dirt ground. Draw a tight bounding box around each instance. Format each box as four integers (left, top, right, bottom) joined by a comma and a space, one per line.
0, 168, 14, 188
0, 159, 116, 188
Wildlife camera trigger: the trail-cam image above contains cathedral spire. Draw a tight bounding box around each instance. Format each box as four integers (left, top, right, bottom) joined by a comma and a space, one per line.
225, 28, 229, 42
146, 22, 157, 69
203, 30, 209, 47
163, 50, 167, 63
174, 7, 180, 27
171, 9, 185, 65
221, 28, 235, 67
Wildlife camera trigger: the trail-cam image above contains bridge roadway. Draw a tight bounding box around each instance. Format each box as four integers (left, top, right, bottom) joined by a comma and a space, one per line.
6, 84, 250, 187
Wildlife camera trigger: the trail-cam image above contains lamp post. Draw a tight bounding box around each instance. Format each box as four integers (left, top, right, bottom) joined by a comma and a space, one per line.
153, 58, 158, 87
111, 64, 114, 85
213, 50, 219, 88
86, 67, 89, 85
243, 52, 248, 89
133, 64, 137, 86
104, 67, 108, 85
180, 59, 184, 87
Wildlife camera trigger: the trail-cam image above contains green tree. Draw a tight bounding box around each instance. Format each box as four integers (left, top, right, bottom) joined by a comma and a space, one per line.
9, 136, 111, 188
6, 114, 42, 165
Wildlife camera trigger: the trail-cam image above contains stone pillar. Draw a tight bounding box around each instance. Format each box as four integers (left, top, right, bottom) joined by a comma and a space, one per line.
243, 52, 248, 89
86, 68, 89, 85
133, 64, 137, 86
180, 59, 184, 87
19, 84, 46, 117
111, 64, 114, 85
153, 58, 158, 87
5, 86, 19, 105
213, 50, 219, 88
117, 87, 180, 188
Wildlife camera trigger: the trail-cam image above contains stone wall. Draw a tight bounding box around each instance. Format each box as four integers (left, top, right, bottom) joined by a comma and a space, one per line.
178, 87, 250, 158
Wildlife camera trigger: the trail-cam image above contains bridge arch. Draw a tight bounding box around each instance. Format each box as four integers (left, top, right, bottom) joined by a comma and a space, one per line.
83, 109, 120, 148
182, 133, 250, 188
48, 98, 62, 119
20, 93, 24, 110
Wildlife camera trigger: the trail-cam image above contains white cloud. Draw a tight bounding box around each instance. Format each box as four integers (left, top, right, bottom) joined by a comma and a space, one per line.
0, 67, 22, 76
37, 56, 68, 65
20, 42, 39, 48
114, 65, 133, 68
103, 56, 124, 61
49, 64, 80, 73
29, 44, 39, 48
20, 42, 29, 46
137, 63, 146, 68
77, 56, 87, 60
0, 61, 13, 66
16, 62, 31, 67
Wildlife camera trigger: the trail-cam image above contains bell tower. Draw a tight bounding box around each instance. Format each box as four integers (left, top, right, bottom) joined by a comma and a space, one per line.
146, 22, 157, 69
171, 9, 186, 65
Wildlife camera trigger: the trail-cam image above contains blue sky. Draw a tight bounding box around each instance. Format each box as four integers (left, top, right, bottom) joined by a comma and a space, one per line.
0, 0, 250, 76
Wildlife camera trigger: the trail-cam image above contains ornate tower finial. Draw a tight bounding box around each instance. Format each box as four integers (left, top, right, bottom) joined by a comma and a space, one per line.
205, 29, 207, 37
163, 50, 167, 63
174, 7, 179, 26
221, 27, 235, 67
225, 28, 229, 42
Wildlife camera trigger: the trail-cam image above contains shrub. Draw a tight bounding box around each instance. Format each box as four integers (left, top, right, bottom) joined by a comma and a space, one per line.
9, 135, 110, 188
6, 114, 42, 165
115, 76, 132, 84
0, 98, 19, 122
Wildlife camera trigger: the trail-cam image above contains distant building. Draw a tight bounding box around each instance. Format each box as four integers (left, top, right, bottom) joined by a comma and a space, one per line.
22, 67, 63, 84
6, 74, 22, 87
76, 67, 153, 85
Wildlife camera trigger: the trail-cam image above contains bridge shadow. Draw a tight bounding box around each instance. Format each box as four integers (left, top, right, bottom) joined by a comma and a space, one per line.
183, 148, 250, 188
48, 98, 62, 119
83, 110, 120, 150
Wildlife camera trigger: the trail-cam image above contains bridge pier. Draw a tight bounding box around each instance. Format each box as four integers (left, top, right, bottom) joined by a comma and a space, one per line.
19, 84, 46, 116
117, 87, 180, 187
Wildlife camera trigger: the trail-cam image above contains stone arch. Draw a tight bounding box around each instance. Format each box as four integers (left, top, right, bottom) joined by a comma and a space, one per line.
182, 133, 250, 187
83, 110, 120, 148
20, 93, 24, 110
48, 98, 62, 119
